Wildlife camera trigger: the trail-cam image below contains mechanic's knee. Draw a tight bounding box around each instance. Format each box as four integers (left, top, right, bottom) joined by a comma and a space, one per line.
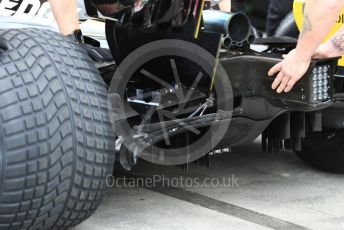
90, 0, 119, 16
91, 0, 137, 16
95, 3, 120, 16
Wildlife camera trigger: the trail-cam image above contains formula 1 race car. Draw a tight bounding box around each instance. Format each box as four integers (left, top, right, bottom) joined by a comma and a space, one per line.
0, 0, 343, 229
102, 0, 343, 174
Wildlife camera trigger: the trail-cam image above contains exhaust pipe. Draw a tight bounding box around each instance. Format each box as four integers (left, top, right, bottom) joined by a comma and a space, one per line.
202, 10, 252, 44
247, 33, 256, 44
222, 36, 232, 49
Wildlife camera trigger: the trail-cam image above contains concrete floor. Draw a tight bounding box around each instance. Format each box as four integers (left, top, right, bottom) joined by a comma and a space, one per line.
74, 138, 344, 230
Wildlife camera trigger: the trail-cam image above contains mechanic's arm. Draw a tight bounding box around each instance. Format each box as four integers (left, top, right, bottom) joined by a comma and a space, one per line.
268, 0, 343, 93
49, 0, 79, 35
313, 26, 344, 59
219, 0, 231, 12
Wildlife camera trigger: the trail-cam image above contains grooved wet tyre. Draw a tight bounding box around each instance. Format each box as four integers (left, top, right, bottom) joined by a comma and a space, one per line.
0, 29, 115, 229
295, 129, 344, 173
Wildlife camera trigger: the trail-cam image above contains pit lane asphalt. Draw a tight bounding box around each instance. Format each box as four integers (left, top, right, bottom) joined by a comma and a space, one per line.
73, 137, 344, 230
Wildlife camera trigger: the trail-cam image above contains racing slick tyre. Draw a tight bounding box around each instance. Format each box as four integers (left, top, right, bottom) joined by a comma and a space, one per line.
295, 129, 344, 173
0, 28, 115, 229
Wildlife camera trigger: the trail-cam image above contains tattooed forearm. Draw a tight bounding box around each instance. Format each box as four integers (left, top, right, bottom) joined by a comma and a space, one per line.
330, 31, 344, 53
300, 13, 313, 38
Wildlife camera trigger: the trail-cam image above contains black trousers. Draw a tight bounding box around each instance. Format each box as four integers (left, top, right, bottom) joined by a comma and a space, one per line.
266, 0, 293, 36
91, 0, 116, 3
85, 0, 136, 17
91, 0, 135, 4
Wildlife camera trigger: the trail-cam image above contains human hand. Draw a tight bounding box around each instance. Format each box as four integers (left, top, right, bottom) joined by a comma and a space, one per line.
268, 49, 311, 93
